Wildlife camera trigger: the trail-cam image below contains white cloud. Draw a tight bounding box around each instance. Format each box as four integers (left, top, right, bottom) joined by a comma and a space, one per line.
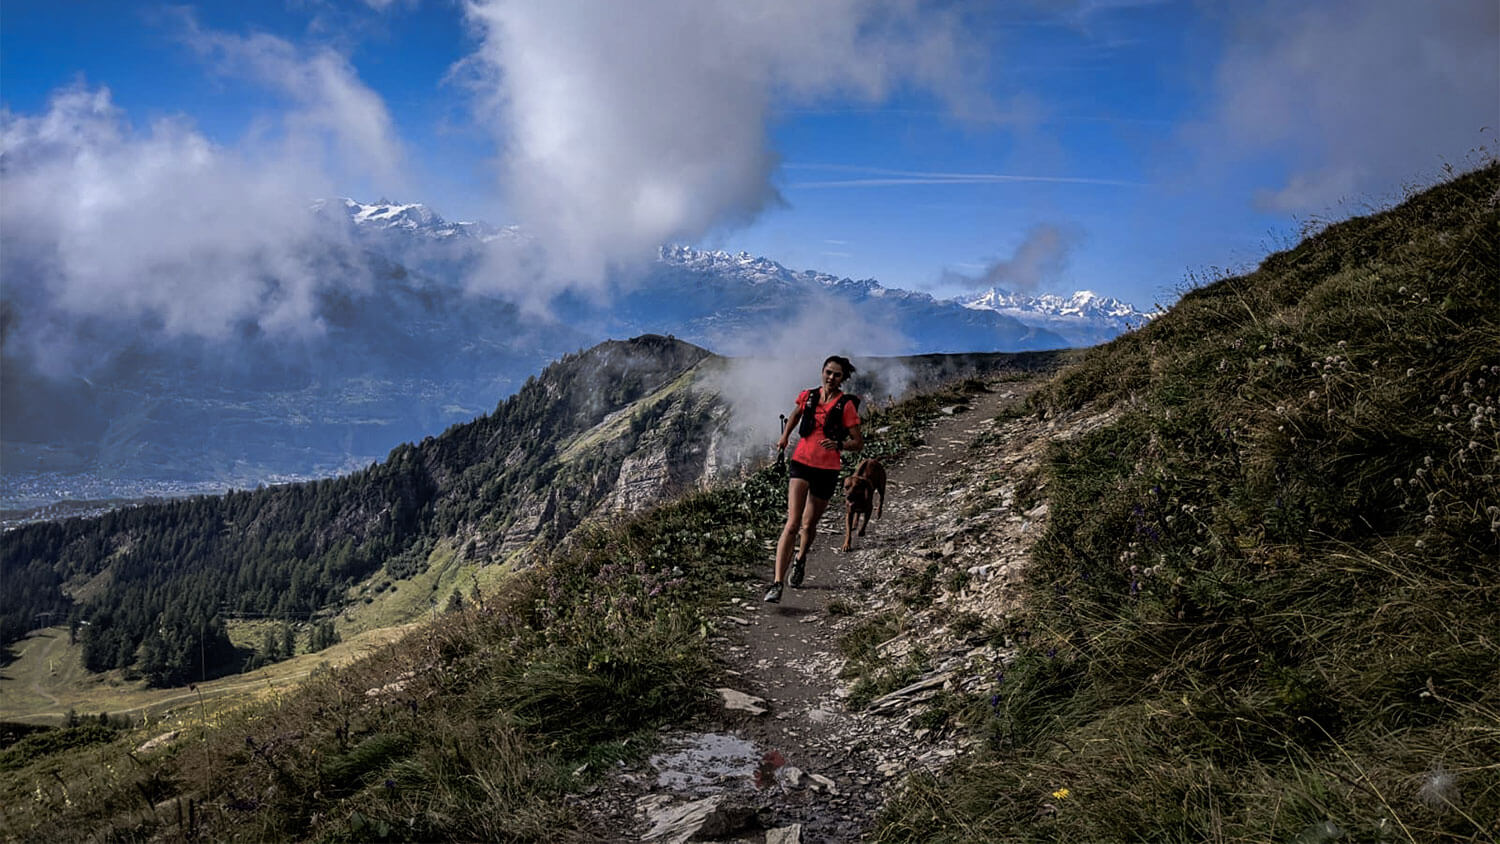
179, 14, 408, 190
0, 20, 409, 370
703, 292, 911, 454
0, 85, 359, 355
944, 222, 1082, 293
458, 0, 978, 300
1201, 0, 1499, 211
786, 163, 1145, 189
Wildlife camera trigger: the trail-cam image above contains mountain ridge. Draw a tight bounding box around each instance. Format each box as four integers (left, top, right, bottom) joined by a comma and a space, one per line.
2, 201, 1140, 509
3, 163, 1494, 843
0, 336, 1060, 685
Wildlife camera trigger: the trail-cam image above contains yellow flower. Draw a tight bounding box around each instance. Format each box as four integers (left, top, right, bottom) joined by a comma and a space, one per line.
1051, 787, 1071, 800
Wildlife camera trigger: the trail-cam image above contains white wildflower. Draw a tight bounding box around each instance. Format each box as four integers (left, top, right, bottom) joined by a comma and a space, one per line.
1417, 765, 1460, 810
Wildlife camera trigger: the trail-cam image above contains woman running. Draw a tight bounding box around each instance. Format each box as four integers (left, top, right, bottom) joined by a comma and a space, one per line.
765, 355, 862, 603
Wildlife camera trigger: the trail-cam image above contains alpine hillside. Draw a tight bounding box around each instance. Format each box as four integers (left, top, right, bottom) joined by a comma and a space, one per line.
2, 197, 1148, 511
0, 337, 1058, 689
0, 163, 1494, 843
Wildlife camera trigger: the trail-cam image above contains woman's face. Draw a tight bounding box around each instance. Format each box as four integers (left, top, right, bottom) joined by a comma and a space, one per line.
822, 363, 847, 390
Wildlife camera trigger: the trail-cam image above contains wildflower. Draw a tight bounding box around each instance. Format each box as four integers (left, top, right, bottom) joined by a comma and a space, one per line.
1052, 787, 1071, 800
1417, 765, 1460, 810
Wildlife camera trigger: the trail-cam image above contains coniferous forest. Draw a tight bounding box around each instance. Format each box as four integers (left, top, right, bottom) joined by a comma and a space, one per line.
0, 336, 714, 685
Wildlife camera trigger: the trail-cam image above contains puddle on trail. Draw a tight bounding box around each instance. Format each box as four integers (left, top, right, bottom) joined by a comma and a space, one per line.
649, 732, 761, 790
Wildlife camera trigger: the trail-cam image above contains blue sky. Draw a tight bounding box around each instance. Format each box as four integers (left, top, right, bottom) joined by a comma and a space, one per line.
3, 0, 1496, 314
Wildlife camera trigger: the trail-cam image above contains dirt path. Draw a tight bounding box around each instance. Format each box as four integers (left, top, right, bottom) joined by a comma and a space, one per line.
579, 375, 1057, 842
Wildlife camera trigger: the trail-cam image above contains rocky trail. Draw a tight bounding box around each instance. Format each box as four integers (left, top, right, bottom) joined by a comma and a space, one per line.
575, 374, 1111, 842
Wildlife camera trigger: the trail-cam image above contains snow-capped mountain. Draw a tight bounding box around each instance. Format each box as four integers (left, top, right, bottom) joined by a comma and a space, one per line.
655, 246, 920, 301
316, 199, 1140, 351
3, 197, 1147, 508
648, 246, 1149, 349
958, 286, 1155, 346
603, 246, 1064, 353
313, 197, 511, 241
324, 205, 1142, 347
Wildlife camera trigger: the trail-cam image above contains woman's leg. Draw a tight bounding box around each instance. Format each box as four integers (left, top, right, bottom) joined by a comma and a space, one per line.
797, 494, 831, 561
775, 479, 811, 584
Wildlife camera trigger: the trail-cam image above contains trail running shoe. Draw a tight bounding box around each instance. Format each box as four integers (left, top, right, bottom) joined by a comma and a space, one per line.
763, 582, 783, 603
789, 554, 807, 588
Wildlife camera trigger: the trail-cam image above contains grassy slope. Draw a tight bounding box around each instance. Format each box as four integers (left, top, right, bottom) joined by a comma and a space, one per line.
0, 372, 990, 841
0, 624, 416, 724
876, 165, 1499, 842
7, 159, 1492, 840
1, 350, 1039, 727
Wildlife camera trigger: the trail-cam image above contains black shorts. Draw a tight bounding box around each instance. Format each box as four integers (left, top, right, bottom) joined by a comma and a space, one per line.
789, 459, 839, 501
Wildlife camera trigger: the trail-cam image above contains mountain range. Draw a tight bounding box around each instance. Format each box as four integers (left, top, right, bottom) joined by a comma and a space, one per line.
1, 198, 1153, 510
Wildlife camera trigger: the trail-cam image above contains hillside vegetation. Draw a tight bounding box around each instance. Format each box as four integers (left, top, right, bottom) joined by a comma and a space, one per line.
0, 364, 985, 841
0, 336, 717, 684
2, 165, 1492, 842
2, 337, 1042, 695
877, 164, 1499, 840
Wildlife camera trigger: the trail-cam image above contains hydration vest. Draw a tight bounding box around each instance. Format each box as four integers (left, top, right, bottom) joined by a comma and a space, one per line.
799, 388, 860, 442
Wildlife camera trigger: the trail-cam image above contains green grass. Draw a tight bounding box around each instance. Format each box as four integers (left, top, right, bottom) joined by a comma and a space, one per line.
874, 164, 1500, 842
0, 377, 973, 842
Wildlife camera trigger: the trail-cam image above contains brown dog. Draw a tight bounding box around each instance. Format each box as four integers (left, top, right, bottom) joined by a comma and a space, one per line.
842, 458, 887, 551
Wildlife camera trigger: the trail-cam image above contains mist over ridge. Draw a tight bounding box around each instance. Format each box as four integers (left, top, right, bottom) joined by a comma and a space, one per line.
1, 196, 1149, 511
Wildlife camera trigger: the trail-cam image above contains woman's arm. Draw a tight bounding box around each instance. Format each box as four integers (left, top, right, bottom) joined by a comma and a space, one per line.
842, 423, 863, 453
777, 401, 803, 450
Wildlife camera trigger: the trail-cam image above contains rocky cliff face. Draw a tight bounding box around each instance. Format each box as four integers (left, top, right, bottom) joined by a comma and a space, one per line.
479, 340, 1064, 563
492, 359, 744, 557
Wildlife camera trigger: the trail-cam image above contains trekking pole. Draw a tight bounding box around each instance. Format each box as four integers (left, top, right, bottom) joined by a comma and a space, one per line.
775, 414, 787, 469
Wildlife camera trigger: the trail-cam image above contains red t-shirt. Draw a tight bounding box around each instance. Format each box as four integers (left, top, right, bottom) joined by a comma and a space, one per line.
791, 389, 860, 471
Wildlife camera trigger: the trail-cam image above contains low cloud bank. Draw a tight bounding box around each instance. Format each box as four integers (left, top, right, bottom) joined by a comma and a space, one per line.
942, 223, 1082, 294
703, 294, 913, 459
458, 0, 977, 305
1, 16, 410, 371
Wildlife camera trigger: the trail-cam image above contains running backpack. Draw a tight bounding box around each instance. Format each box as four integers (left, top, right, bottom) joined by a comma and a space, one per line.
798, 388, 861, 442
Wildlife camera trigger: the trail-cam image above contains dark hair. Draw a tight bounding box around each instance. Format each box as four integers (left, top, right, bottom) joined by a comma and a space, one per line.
823, 355, 856, 377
